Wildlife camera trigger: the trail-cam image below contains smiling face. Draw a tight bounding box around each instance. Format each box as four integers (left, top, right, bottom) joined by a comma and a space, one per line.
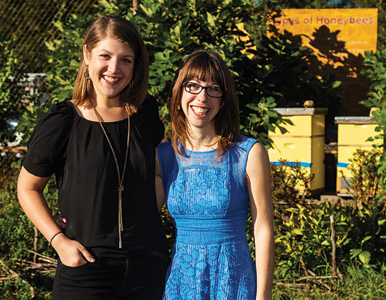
84, 37, 135, 104
180, 78, 223, 132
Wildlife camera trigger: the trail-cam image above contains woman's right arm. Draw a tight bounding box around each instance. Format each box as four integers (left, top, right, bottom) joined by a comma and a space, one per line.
17, 167, 95, 266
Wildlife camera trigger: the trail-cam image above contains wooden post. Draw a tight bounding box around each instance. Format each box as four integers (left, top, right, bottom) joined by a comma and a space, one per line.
330, 215, 337, 277
33, 226, 38, 263
133, 0, 138, 15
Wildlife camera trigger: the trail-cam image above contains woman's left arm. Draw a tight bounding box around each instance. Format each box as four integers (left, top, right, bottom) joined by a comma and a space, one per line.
155, 149, 166, 211
246, 142, 274, 300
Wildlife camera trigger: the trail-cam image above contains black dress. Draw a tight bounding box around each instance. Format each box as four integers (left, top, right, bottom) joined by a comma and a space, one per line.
23, 96, 168, 259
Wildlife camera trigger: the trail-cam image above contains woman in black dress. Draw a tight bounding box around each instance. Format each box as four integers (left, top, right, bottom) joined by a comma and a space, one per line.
17, 15, 168, 299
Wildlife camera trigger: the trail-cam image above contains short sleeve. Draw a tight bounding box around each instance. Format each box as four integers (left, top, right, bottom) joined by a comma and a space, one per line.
22, 101, 75, 177
138, 95, 164, 146
157, 141, 178, 200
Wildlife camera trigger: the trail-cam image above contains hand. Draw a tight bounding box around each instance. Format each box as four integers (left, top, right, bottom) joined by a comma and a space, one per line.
51, 232, 95, 267
57, 214, 67, 230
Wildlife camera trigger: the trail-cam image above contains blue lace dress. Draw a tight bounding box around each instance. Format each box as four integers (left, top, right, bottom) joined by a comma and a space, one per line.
157, 136, 257, 300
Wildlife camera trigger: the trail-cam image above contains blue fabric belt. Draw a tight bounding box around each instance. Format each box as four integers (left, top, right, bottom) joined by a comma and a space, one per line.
174, 215, 247, 244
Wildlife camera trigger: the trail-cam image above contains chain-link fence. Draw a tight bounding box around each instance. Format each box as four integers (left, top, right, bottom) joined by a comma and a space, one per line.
0, 0, 98, 72
0, 0, 99, 147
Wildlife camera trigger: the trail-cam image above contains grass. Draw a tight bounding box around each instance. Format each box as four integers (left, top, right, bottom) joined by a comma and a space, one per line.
273, 264, 386, 299
1, 262, 385, 299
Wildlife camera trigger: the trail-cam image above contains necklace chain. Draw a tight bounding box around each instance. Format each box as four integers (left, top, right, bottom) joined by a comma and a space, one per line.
93, 105, 130, 249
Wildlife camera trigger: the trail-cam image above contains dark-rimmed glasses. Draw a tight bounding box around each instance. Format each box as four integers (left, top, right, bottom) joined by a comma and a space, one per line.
183, 82, 223, 98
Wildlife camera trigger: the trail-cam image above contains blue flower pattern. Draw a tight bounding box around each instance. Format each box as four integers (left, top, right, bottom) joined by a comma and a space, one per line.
158, 138, 258, 300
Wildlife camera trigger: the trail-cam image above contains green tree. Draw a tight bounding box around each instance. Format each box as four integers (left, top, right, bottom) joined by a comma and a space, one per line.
33, 0, 291, 146
131, 0, 292, 143
360, 49, 386, 210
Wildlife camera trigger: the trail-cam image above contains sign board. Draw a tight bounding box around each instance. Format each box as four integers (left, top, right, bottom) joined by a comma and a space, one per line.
268, 9, 378, 116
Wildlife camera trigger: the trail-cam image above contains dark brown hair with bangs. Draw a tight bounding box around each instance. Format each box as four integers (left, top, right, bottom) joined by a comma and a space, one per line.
168, 49, 240, 157
72, 15, 148, 111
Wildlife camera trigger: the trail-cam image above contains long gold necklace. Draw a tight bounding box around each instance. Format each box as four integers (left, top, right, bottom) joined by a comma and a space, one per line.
93, 105, 130, 249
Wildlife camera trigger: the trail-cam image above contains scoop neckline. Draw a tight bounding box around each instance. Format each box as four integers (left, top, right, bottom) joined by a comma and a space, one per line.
180, 145, 218, 154
67, 101, 129, 124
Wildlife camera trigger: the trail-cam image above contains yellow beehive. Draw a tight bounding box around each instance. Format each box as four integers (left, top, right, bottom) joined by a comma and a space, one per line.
268, 108, 327, 194
335, 117, 378, 194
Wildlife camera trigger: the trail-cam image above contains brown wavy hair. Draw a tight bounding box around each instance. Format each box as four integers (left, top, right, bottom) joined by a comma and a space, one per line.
72, 15, 148, 112
168, 49, 240, 157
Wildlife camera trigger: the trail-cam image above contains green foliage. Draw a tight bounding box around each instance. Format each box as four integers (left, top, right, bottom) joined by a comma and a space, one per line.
265, 27, 342, 131
15, 14, 94, 144
0, 156, 29, 259
15, 101, 54, 147
270, 159, 314, 206
348, 204, 386, 266
342, 149, 386, 268
129, 0, 289, 145
39, 0, 295, 147
134, 0, 263, 95
264, 0, 344, 9
274, 199, 386, 279
361, 50, 386, 212
361, 50, 386, 108
15, 0, 342, 148
0, 40, 28, 142
159, 206, 176, 255
0, 0, 98, 73
0, 154, 57, 299
0, 156, 59, 261
270, 157, 385, 277
45, 14, 93, 104
275, 200, 348, 279
342, 148, 384, 205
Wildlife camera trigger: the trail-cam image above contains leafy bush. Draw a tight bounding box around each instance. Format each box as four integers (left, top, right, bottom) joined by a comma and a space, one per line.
337, 148, 386, 266
133, 0, 309, 145
348, 203, 386, 266
271, 159, 314, 207
274, 199, 386, 279
271, 157, 386, 278
361, 50, 386, 211
341, 148, 384, 206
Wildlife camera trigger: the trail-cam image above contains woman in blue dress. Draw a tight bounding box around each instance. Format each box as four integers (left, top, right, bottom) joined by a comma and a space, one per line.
156, 50, 274, 300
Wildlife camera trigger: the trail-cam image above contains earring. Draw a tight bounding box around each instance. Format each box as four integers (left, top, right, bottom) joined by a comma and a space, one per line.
129, 80, 134, 88
84, 67, 90, 80
177, 104, 181, 110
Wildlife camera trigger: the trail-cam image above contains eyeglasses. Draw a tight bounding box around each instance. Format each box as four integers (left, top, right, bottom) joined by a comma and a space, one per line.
183, 82, 223, 98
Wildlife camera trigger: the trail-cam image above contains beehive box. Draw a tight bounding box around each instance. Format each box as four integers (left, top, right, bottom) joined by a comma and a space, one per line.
268, 108, 327, 194
335, 117, 378, 194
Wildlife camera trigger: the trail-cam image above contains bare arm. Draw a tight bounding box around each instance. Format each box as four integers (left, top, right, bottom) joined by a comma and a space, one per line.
17, 167, 95, 266
246, 143, 274, 300
155, 149, 166, 211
